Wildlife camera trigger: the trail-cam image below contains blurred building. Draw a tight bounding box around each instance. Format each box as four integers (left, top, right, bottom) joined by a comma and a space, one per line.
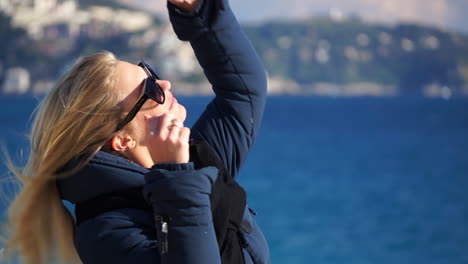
1, 67, 30, 94
1, 0, 153, 40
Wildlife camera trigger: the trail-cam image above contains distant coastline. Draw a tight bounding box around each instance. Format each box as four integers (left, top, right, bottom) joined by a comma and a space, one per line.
0, 79, 465, 100
2, 0, 468, 98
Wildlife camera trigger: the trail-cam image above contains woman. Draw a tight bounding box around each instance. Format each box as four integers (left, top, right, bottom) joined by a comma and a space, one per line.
6, 0, 270, 263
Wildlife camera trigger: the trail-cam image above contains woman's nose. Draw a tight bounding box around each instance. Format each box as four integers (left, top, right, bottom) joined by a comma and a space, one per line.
157, 80, 171, 91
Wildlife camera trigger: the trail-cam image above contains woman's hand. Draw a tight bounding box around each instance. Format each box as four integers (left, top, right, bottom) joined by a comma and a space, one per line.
145, 112, 190, 164
168, 0, 201, 13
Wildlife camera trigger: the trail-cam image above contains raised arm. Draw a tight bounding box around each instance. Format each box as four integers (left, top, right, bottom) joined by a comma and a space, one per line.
168, 0, 267, 178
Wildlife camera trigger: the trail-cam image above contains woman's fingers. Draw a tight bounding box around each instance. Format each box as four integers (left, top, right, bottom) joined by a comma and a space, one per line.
167, 0, 201, 12
179, 127, 191, 147
147, 112, 177, 139
167, 123, 182, 152
145, 112, 190, 163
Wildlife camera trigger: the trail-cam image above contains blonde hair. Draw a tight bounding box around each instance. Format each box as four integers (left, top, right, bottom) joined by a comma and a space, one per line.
5, 51, 127, 264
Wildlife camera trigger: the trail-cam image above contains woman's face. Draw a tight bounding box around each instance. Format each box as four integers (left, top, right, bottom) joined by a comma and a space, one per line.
115, 60, 186, 122
114, 60, 187, 165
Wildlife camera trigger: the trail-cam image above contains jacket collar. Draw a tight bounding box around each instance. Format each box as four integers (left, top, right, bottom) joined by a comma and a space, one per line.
57, 151, 148, 204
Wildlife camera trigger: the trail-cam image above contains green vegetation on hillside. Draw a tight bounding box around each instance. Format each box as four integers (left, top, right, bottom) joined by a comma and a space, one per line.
243, 17, 468, 94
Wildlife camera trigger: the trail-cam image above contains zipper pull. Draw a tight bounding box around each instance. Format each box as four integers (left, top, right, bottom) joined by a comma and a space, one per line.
156, 215, 169, 255
248, 207, 257, 215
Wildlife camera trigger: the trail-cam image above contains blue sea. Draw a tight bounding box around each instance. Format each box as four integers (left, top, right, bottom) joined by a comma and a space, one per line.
1, 96, 468, 264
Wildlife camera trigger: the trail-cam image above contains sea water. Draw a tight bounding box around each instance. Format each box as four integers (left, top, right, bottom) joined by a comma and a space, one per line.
1, 96, 467, 264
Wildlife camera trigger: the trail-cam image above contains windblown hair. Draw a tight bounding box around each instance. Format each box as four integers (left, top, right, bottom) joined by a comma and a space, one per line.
5, 52, 126, 264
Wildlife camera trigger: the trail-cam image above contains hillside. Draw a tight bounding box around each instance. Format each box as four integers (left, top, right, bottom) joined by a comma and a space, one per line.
243, 17, 468, 96
1, 1, 468, 96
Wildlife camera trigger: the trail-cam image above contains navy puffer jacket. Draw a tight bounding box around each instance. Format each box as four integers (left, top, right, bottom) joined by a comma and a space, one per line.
58, 0, 270, 263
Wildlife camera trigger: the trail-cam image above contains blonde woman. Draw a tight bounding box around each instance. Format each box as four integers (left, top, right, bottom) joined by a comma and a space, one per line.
5, 0, 270, 263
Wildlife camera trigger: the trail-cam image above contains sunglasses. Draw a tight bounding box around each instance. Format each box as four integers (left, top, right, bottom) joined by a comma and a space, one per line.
114, 60, 165, 132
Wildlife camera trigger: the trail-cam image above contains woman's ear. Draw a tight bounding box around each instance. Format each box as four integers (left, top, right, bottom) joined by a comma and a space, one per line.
110, 134, 136, 152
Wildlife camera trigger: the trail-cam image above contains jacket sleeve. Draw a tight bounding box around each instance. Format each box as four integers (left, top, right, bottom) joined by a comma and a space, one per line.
73, 163, 221, 264
143, 162, 221, 264
168, 0, 267, 179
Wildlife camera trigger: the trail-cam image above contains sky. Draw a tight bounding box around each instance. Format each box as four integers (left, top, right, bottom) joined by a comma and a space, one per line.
123, 0, 468, 33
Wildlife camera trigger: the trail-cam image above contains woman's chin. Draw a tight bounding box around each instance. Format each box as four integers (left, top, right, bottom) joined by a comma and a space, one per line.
177, 105, 187, 123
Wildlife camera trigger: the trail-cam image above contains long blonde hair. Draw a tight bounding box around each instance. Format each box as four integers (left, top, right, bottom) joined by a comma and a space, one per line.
5, 51, 126, 264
